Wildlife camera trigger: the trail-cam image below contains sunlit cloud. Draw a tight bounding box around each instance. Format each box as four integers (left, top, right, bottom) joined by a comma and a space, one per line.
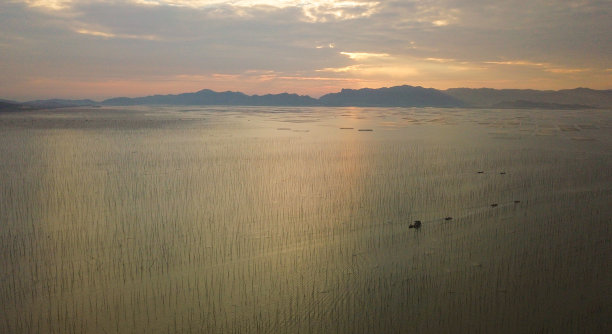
22, 0, 73, 10
299, 1, 379, 22
414, 4, 460, 27
317, 51, 516, 90
75, 29, 115, 38
75, 28, 160, 40
316, 43, 335, 49
340, 52, 389, 60
485, 60, 592, 75
3, 0, 610, 100
317, 65, 363, 73
324, 51, 482, 77
20, 0, 380, 22
485, 60, 547, 67
432, 20, 448, 26
320, 58, 415, 78
425, 57, 455, 63
544, 68, 590, 74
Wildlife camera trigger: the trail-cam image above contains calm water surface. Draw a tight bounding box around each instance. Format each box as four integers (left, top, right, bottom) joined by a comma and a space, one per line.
1, 106, 610, 333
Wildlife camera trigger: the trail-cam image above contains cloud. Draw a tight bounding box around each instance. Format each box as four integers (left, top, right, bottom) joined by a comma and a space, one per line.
484, 60, 593, 75
544, 68, 590, 74
75, 28, 160, 40
485, 61, 545, 66
2, 0, 611, 100
340, 52, 389, 60
18, 0, 382, 22
316, 43, 335, 49
21, 0, 73, 10
425, 57, 455, 63
319, 52, 483, 81
75, 28, 115, 38
299, 1, 380, 22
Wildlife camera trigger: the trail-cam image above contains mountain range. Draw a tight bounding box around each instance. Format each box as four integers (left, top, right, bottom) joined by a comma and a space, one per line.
3, 85, 612, 110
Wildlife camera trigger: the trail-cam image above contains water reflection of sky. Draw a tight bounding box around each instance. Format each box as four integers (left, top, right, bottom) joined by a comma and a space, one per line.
0, 107, 610, 333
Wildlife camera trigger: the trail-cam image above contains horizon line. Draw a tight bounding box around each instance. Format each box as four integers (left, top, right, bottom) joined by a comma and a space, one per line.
5, 84, 611, 103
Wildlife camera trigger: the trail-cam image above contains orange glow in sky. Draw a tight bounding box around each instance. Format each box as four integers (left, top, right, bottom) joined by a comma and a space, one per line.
1, 0, 610, 100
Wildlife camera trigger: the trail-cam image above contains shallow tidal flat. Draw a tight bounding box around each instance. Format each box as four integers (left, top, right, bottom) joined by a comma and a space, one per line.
1, 106, 610, 333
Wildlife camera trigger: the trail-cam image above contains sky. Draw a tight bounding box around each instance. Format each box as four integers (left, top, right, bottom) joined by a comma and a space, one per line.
1, 0, 611, 101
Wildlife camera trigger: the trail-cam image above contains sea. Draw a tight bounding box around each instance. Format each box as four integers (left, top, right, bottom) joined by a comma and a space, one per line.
1, 106, 610, 333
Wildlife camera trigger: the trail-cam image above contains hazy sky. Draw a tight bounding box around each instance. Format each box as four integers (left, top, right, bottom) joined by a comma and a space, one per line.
1, 0, 611, 100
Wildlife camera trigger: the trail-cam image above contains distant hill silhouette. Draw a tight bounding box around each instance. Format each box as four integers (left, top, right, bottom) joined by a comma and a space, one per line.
0, 100, 31, 112
0, 101, 21, 110
24, 99, 98, 108
102, 89, 319, 106
4, 86, 611, 109
445, 87, 612, 109
319, 85, 466, 107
